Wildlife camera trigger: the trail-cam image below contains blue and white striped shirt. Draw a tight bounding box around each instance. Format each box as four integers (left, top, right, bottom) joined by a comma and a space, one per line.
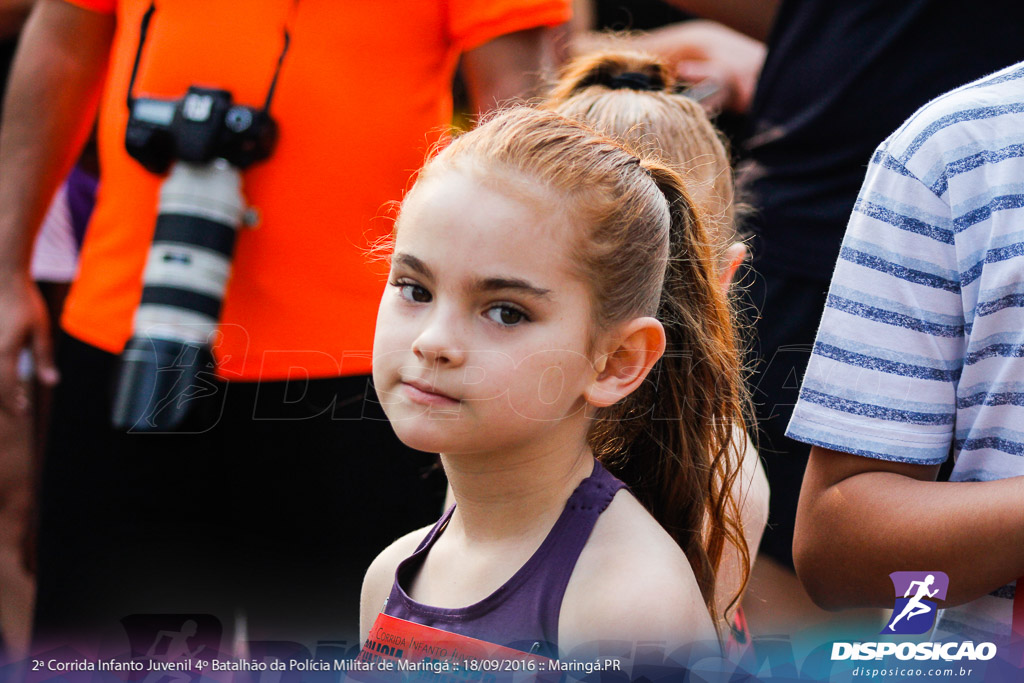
787, 61, 1024, 643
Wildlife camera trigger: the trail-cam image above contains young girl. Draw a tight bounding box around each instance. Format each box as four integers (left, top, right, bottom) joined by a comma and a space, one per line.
362, 107, 749, 660
544, 50, 768, 638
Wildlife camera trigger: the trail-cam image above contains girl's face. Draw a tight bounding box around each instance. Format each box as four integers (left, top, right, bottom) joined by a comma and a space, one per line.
372, 168, 601, 458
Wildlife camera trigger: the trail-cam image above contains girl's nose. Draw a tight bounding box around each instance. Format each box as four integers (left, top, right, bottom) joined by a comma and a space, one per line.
411, 309, 466, 366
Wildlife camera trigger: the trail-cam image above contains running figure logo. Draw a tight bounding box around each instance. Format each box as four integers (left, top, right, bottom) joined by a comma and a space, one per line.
884, 571, 949, 635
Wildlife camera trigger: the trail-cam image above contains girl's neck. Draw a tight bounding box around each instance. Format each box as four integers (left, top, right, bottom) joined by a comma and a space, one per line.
442, 434, 595, 544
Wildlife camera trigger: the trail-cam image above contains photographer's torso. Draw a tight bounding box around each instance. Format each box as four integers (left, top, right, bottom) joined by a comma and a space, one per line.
60, 0, 567, 380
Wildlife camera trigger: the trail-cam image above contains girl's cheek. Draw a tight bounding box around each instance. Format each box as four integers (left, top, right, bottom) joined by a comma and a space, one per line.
459, 350, 517, 400
380, 302, 412, 338
504, 351, 590, 421
374, 320, 409, 364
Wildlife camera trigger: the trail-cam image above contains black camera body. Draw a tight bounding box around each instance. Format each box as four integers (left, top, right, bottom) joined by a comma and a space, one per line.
126, 85, 278, 173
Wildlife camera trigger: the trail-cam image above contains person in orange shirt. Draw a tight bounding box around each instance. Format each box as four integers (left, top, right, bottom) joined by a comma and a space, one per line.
0, 0, 569, 648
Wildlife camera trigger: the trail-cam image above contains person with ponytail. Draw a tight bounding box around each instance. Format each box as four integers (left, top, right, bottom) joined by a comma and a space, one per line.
360, 107, 748, 663
543, 49, 766, 642
546, 50, 740, 271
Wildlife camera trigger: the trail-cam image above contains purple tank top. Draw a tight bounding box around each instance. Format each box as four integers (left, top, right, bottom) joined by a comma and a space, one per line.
382, 459, 626, 659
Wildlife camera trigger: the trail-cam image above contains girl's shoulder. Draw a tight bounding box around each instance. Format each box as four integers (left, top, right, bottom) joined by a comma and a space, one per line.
559, 489, 716, 653
359, 523, 435, 640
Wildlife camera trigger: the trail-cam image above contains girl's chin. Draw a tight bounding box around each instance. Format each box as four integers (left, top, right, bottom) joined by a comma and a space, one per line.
392, 428, 512, 460
390, 422, 463, 455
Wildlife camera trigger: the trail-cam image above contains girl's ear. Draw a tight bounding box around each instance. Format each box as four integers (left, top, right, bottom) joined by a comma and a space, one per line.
585, 317, 666, 408
719, 242, 748, 289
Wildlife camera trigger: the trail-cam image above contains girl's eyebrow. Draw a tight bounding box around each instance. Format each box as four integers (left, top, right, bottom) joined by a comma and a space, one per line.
472, 276, 552, 300
392, 253, 433, 280
394, 251, 551, 299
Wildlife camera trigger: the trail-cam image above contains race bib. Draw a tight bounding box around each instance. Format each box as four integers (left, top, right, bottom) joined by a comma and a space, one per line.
353, 613, 560, 681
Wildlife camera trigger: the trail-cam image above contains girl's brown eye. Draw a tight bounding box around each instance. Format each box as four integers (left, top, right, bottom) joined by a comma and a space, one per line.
398, 283, 431, 303
501, 308, 522, 325
486, 305, 528, 326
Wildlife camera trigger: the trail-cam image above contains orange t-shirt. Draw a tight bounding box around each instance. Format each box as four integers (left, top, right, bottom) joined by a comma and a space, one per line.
60, 0, 569, 380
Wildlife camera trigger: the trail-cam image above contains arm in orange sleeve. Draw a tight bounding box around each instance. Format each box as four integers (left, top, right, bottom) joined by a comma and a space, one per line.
452, 0, 570, 115
0, 0, 114, 411
461, 26, 563, 115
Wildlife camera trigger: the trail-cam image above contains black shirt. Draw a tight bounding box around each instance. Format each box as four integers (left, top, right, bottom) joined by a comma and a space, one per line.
743, 0, 1024, 280
593, 0, 690, 30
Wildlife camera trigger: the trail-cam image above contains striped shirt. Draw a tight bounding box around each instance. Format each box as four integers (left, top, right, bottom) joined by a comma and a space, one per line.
787, 61, 1024, 644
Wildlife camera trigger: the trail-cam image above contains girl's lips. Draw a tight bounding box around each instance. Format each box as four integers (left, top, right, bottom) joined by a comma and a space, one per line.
400, 379, 461, 407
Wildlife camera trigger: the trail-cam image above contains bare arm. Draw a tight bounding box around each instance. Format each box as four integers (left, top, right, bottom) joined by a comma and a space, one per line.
794, 446, 1024, 610
560, 493, 717, 656
460, 26, 563, 116
714, 431, 768, 624
561, 557, 714, 652
0, 0, 113, 410
660, 0, 780, 41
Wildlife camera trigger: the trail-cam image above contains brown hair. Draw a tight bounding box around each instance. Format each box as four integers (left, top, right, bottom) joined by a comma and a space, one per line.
414, 107, 748, 629
545, 50, 737, 261
545, 50, 752, 620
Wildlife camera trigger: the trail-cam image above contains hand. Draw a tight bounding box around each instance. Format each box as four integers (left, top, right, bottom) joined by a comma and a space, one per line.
0, 274, 58, 415
624, 20, 766, 114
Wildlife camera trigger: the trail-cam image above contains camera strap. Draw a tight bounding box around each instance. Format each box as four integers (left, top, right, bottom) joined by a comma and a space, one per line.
125, 0, 299, 117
